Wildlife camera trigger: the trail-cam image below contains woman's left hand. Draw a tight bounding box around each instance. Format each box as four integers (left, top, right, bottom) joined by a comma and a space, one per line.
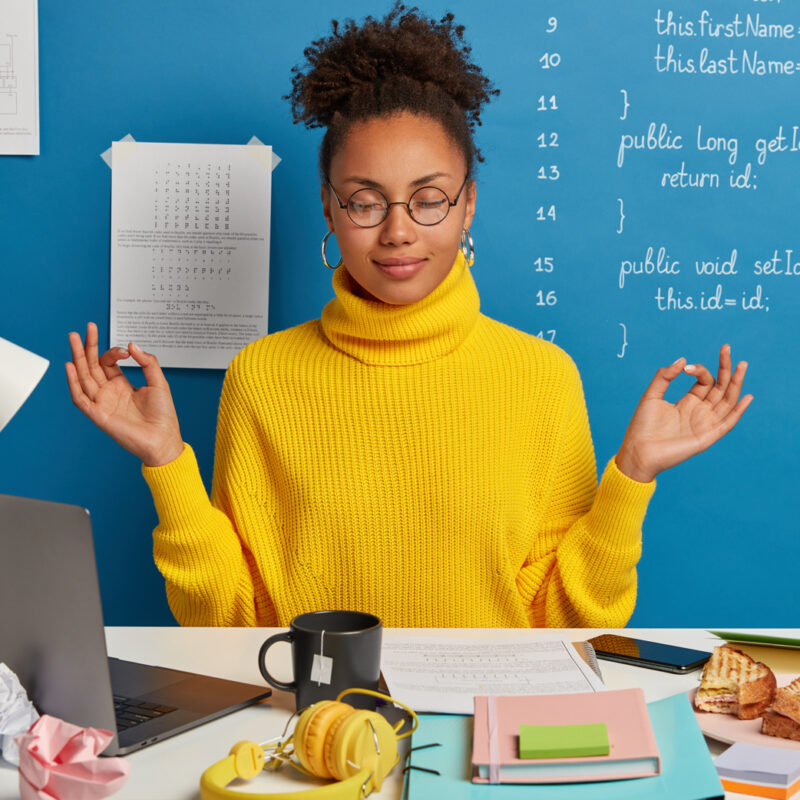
614, 344, 753, 483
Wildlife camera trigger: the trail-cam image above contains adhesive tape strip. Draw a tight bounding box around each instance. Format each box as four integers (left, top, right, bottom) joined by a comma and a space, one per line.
246, 135, 281, 170
99, 133, 137, 168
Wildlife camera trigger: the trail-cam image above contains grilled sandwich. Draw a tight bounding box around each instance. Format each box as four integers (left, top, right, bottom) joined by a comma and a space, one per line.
694, 645, 776, 720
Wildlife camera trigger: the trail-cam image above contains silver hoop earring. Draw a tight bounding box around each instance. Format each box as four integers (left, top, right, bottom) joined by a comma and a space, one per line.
461, 229, 475, 267
321, 230, 343, 270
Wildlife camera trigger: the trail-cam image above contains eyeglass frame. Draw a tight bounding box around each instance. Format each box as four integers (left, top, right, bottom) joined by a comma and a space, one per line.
326, 175, 471, 228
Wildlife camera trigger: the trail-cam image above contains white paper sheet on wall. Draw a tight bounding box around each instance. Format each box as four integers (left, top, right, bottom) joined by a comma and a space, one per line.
109, 141, 272, 369
0, 0, 39, 155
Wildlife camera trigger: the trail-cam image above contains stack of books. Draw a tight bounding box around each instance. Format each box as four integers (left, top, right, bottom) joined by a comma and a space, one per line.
404, 691, 724, 800
472, 688, 659, 784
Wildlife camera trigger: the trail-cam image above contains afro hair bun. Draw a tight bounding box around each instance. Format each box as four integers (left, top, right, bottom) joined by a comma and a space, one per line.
286, 3, 499, 175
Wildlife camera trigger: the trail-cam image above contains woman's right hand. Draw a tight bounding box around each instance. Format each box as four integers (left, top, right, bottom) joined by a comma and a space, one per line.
65, 322, 184, 467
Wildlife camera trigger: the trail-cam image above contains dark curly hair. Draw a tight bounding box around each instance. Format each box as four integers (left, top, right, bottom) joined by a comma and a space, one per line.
286, 3, 499, 179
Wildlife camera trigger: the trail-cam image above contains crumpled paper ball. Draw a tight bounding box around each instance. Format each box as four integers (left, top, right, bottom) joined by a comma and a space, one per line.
16, 714, 130, 800
0, 662, 40, 765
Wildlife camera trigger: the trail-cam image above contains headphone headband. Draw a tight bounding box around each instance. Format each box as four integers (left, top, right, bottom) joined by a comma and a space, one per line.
201, 745, 373, 800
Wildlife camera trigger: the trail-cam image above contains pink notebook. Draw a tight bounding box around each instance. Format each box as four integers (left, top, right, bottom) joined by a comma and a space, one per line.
472, 688, 661, 784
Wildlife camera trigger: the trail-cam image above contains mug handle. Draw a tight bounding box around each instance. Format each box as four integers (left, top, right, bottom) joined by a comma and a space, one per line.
258, 632, 297, 693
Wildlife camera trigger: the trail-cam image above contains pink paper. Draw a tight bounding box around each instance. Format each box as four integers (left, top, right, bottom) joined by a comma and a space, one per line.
16, 715, 130, 800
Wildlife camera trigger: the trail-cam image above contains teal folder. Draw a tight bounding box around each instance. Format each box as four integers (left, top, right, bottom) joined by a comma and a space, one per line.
404, 692, 723, 800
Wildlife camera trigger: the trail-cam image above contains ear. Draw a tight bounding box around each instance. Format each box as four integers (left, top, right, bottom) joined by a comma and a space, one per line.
320, 183, 335, 232
462, 179, 477, 231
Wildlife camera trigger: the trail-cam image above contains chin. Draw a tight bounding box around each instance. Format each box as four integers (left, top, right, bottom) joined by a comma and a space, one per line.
375, 272, 451, 305
373, 282, 436, 305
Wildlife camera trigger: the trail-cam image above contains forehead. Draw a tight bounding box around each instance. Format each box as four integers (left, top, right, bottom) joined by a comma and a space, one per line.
330, 112, 466, 184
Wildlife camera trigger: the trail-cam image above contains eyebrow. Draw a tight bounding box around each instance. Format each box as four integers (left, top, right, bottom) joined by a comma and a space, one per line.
341, 172, 454, 189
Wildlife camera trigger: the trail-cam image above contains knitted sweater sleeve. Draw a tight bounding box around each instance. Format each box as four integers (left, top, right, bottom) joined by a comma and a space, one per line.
515, 355, 655, 628
142, 359, 262, 627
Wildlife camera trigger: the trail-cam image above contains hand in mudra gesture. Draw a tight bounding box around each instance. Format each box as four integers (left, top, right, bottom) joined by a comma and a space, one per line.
65, 322, 184, 467
615, 344, 753, 483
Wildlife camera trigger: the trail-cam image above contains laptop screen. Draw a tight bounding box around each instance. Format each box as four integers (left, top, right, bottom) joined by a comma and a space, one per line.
0, 494, 119, 742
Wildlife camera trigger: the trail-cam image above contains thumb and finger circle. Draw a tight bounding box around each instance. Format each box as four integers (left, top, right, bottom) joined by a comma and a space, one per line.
98, 347, 130, 381
646, 355, 740, 408
684, 363, 716, 401
127, 342, 170, 390
643, 358, 686, 400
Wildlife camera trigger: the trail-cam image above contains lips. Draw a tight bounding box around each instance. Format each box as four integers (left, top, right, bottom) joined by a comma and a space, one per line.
373, 256, 427, 278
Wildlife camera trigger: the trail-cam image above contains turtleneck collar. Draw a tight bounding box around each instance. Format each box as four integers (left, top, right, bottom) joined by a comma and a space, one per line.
320, 251, 480, 366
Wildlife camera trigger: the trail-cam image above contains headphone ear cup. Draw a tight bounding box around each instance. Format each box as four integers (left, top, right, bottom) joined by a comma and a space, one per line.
293, 701, 354, 779
327, 710, 399, 791
322, 707, 364, 779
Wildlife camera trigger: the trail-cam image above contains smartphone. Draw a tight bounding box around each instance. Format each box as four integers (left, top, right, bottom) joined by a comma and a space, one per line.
588, 634, 711, 674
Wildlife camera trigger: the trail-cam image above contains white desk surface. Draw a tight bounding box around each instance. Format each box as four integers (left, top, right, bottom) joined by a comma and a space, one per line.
2, 627, 799, 799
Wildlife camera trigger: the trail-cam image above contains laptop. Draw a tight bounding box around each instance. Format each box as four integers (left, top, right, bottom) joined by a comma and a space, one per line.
0, 493, 271, 755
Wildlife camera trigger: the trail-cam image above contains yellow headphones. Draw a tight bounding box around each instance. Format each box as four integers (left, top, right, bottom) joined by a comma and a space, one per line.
200, 689, 418, 800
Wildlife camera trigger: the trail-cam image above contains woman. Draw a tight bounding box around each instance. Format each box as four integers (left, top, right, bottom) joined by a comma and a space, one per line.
66, 5, 750, 628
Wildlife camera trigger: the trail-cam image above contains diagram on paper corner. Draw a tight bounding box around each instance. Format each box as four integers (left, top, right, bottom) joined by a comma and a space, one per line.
0, 0, 39, 155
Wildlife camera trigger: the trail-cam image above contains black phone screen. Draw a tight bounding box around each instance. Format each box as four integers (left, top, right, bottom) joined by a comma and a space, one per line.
588, 634, 712, 673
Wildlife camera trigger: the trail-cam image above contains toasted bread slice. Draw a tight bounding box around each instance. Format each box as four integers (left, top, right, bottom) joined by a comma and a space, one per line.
762, 712, 800, 741
760, 676, 800, 739
770, 677, 800, 721
694, 646, 776, 719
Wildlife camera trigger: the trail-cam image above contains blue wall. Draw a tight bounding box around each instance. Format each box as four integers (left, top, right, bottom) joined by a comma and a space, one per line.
2, 0, 797, 625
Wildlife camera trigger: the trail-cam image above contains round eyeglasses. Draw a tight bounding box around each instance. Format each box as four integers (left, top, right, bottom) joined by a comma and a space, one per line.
327, 176, 470, 228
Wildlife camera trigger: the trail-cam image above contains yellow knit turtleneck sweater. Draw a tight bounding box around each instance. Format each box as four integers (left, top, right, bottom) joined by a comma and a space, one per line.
143, 252, 655, 628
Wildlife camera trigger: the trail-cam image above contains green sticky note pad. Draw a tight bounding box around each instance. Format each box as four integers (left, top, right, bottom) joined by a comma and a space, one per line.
519, 722, 610, 759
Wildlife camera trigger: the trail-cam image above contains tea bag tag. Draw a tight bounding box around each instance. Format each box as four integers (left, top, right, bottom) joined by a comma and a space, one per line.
311, 630, 333, 685
311, 654, 333, 684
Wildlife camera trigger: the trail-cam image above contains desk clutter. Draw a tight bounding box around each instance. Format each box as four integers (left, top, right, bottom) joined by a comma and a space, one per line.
388, 636, 726, 799
405, 693, 723, 800
12, 631, 800, 799
1, 662, 130, 799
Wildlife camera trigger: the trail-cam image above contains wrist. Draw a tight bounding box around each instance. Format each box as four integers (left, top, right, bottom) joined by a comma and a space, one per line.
143, 438, 184, 468
615, 445, 656, 484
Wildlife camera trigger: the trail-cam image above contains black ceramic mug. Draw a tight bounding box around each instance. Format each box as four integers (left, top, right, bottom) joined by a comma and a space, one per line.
258, 610, 382, 710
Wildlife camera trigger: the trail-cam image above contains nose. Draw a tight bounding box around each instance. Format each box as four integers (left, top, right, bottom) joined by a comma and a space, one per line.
378, 202, 416, 246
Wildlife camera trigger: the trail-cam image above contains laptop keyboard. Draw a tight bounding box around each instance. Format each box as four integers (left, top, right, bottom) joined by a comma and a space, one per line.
113, 695, 177, 730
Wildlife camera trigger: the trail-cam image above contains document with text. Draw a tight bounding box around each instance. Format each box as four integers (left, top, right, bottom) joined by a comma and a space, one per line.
110, 141, 271, 369
0, 0, 39, 155
381, 636, 605, 714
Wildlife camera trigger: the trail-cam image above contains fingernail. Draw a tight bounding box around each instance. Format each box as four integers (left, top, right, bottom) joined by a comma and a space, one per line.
684, 364, 696, 372
672, 357, 684, 365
